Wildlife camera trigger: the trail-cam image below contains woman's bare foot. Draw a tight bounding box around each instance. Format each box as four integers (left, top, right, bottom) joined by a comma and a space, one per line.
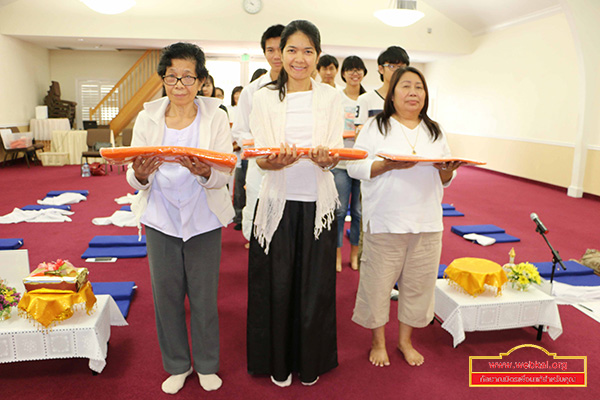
336, 248, 342, 272
398, 343, 424, 366
369, 326, 390, 367
369, 346, 390, 367
350, 245, 359, 270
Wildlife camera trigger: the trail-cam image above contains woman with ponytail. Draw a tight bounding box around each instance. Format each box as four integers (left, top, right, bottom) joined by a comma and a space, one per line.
246, 20, 343, 387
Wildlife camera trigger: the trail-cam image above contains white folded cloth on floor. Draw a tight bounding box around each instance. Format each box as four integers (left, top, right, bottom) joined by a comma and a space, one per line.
552, 281, 600, 304
114, 194, 136, 205
463, 233, 496, 246
0, 208, 74, 223
92, 210, 136, 227
38, 192, 87, 205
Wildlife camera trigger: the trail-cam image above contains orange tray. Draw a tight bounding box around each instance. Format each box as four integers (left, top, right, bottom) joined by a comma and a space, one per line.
376, 153, 486, 165
100, 146, 238, 173
243, 147, 368, 160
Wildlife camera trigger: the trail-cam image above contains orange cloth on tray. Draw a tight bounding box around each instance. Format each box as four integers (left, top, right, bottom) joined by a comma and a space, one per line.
17, 282, 97, 327
100, 146, 238, 173
444, 257, 507, 296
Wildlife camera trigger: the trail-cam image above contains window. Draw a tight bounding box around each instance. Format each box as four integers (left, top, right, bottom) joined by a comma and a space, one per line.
205, 60, 241, 107
76, 79, 117, 129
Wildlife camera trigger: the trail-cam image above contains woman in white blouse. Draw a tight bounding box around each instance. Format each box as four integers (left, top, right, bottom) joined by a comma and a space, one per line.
247, 20, 343, 387
127, 43, 234, 395
347, 66, 462, 368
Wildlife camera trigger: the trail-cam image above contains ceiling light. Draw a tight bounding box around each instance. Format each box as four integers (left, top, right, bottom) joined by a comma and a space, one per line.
81, 0, 136, 15
374, 0, 424, 27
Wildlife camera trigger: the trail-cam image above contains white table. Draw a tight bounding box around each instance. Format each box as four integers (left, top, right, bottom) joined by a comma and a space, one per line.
435, 279, 562, 347
0, 295, 128, 373
30, 118, 71, 141
51, 130, 88, 164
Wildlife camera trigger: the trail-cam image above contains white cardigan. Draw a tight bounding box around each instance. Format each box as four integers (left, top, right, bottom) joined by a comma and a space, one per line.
126, 96, 235, 232
249, 79, 344, 253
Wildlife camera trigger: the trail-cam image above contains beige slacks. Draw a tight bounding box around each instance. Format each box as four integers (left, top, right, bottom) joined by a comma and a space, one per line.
352, 231, 442, 329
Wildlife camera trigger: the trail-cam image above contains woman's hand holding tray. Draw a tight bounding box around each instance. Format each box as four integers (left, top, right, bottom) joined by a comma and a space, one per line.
243, 147, 368, 160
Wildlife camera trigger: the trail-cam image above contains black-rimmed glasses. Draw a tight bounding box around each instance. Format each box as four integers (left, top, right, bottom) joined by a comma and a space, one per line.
382, 63, 404, 71
162, 75, 198, 86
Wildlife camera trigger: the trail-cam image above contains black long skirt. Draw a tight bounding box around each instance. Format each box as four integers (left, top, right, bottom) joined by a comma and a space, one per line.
247, 200, 338, 383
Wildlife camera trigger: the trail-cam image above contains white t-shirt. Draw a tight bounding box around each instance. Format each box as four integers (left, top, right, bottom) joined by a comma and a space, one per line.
355, 90, 385, 126
347, 118, 454, 234
284, 91, 318, 201
337, 90, 359, 170
231, 74, 272, 143
142, 104, 222, 241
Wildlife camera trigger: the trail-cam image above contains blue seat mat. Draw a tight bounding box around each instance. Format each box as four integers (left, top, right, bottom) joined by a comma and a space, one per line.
443, 210, 465, 217
553, 273, 600, 286
21, 204, 72, 211
115, 299, 131, 318
89, 235, 146, 247
91, 281, 136, 300
451, 224, 505, 235
437, 264, 448, 278
533, 261, 593, 278
82, 246, 147, 259
442, 204, 455, 210
482, 233, 521, 243
120, 205, 132, 212
0, 238, 24, 250
46, 190, 89, 197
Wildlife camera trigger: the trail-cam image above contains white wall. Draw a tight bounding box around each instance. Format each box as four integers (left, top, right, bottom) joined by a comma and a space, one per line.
0, 34, 49, 127
426, 13, 579, 146
423, 13, 600, 193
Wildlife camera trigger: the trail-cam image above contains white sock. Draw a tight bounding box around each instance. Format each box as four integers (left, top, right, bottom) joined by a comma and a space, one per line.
198, 373, 222, 391
161, 367, 193, 394
271, 373, 292, 387
301, 376, 319, 386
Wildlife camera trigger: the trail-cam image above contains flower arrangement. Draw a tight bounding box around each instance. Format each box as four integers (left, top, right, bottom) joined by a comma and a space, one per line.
0, 279, 22, 320
507, 262, 542, 291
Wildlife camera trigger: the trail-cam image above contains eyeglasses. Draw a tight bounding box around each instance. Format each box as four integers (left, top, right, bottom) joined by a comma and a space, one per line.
345, 68, 364, 75
382, 63, 404, 71
162, 75, 198, 86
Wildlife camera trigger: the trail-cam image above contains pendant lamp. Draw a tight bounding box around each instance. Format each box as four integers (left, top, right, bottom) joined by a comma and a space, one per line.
374, 0, 424, 27
81, 0, 136, 15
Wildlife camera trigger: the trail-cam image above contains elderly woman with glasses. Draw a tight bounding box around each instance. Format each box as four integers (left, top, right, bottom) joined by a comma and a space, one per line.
126, 42, 234, 395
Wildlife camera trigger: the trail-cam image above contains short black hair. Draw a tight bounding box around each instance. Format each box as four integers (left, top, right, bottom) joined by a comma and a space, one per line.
260, 24, 285, 53
377, 46, 409, 81
377, 46, 410, 66
157, 42, 208, 81
231, 85, 243, 106
317, 54, 339, 70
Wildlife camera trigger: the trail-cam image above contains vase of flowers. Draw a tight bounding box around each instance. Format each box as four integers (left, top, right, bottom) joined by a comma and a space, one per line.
507, 262, 541, 291
0, 279, 21, 321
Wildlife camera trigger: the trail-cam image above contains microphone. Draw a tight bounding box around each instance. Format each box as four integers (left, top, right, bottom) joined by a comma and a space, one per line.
530, 213, 548, 234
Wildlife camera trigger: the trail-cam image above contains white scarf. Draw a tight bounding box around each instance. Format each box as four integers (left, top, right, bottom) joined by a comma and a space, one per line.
250, 80, 343, 253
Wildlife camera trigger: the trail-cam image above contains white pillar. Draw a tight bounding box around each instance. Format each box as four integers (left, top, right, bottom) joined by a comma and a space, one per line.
562, 0, 600, 198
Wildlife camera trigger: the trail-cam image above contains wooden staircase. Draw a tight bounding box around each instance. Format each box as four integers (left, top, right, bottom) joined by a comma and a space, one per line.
89, 50, 162, 135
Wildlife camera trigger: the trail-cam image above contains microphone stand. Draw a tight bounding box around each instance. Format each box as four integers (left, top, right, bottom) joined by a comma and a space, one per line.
535, 226, 567, 284
533, 225, 567, 341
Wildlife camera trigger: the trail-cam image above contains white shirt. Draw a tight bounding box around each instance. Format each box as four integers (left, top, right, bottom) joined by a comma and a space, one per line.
347, 118, 455, 234
231, 74, 272, 143
141, 105, 222, 241
355, 90, 385, 126
337, 90, 359, 170
284, 91, 318, 201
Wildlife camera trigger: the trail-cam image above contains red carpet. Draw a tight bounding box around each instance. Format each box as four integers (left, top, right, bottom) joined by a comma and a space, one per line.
1, 163, 599, 399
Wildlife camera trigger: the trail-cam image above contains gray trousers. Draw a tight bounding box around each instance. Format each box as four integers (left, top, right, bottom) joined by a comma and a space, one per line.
145, 225, 221, 375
